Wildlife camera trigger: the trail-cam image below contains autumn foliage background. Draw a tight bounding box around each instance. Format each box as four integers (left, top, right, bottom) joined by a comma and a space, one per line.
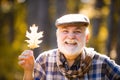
0, 0, 120, 80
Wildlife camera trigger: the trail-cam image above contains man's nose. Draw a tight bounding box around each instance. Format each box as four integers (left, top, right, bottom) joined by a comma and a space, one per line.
67, 33, 75, 39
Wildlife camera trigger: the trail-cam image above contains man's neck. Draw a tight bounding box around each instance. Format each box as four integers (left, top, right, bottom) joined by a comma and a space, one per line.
65, 53, 82, 68
66, 59, 75, 67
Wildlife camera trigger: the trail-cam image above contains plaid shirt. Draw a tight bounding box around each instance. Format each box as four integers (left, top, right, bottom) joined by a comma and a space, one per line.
34, 48, 120, 80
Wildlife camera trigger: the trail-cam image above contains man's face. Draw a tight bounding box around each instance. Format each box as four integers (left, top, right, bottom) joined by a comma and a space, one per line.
56, 25, 88, 59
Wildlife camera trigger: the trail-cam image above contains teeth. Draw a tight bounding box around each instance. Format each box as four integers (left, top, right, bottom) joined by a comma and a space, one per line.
68, 40, 74, 43
65, 40, 77, 45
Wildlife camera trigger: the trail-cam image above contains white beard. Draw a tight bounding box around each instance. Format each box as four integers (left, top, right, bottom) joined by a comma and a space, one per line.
57, 39, 85, 56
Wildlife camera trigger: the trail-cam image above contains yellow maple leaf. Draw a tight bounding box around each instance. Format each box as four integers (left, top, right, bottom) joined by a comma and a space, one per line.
25, 24, 43, 49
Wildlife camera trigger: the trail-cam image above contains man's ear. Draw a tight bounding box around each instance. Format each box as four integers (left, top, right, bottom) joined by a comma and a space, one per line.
86, 34, 89, 43
86, 28, 90, 43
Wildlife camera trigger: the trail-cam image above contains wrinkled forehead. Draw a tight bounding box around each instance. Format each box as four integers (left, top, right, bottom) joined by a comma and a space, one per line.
57, 25, 87, 32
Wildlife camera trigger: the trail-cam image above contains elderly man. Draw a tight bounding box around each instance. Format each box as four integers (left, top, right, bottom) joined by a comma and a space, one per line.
18, 14, 120, 80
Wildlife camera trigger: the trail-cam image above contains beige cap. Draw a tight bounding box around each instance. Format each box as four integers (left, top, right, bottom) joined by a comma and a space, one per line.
55, 14, 90, 27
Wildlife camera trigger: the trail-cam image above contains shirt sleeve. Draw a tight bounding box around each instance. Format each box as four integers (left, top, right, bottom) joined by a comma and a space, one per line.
34, 55, 46, 80
105, 58, 120, 79
34, 63, 46, 80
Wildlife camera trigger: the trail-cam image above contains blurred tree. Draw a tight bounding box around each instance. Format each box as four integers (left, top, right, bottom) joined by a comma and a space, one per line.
67, 0, 80, 13
0, 0, 15, 80
0, 0, 15, 44
107, 0, 120, 64
90, 0, 105, 52
55, 0, 67, 17
0, 0, 27, 79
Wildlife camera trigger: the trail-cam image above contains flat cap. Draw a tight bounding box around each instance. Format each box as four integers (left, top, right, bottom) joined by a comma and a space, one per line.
55, 14, 90, 27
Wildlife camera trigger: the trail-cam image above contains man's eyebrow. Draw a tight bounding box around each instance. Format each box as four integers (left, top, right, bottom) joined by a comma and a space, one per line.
75, 27, 84, 29
60, 26, 67, 29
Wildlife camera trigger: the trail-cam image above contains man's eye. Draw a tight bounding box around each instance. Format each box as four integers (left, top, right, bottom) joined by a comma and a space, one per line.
74, 31, 81, 33
62, 30, 68, 33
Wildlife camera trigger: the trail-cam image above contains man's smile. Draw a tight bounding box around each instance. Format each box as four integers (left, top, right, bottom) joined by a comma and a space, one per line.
64, 40, 77, 46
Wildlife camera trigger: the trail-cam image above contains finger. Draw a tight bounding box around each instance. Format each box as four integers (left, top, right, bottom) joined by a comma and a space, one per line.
22, 50, 33, 56
19, 50, 33, 60
18, 60, 25, 65
18, 55, 27, 60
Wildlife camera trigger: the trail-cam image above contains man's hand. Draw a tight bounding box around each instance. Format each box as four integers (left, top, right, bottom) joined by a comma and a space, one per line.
18, 50, 35, 80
